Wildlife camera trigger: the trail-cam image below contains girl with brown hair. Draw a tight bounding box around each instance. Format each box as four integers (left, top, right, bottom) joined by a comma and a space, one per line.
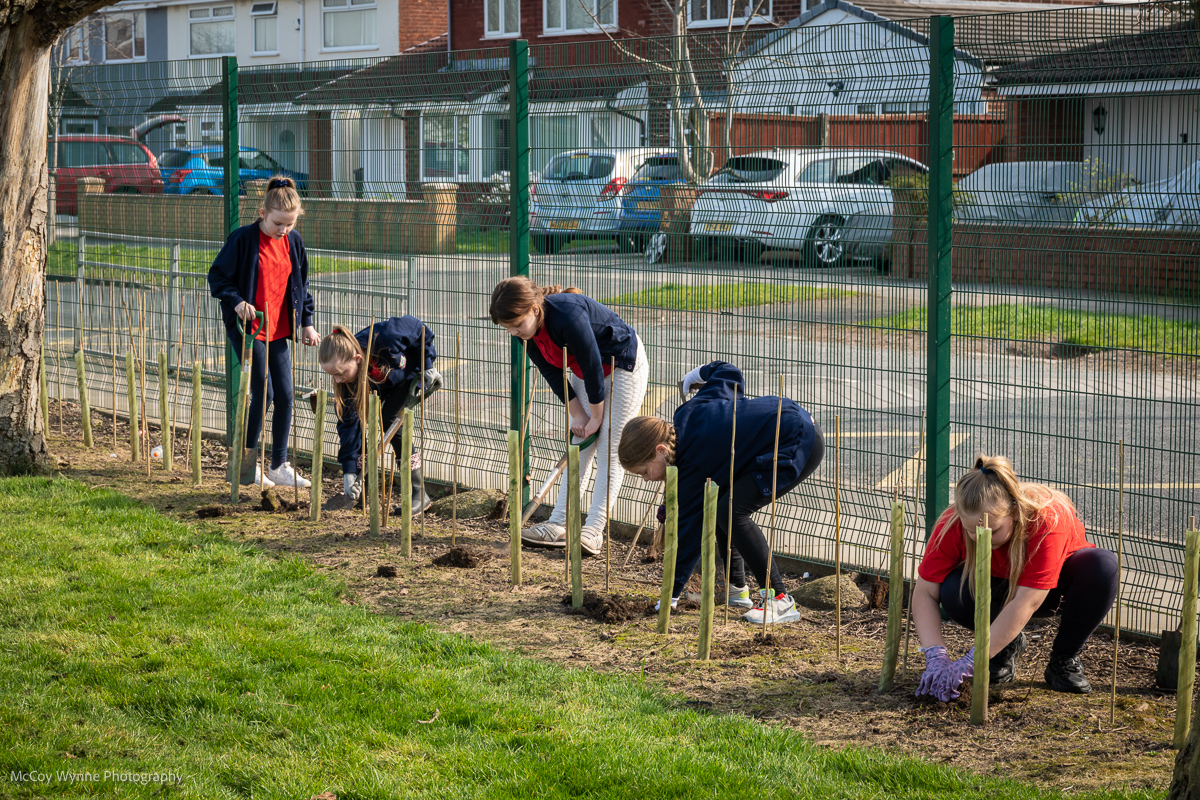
913, 455, 1119, 700
317, 317, 440, 512
209, 175, 318, 489
490, 276, 648, 555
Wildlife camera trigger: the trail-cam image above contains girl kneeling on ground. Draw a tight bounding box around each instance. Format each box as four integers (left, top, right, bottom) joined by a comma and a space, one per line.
317, 317, 440, 512
913, 455, 1118, 700
618, 361, 824, 624
208, 176, 319, 489
490, 277, 648, 557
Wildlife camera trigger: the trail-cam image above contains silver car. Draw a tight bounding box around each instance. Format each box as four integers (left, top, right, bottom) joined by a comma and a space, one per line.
530, 147, 675, 254
1075, 160, 1200, 229
956, 161, 1135, 226
688, 148, 928, 267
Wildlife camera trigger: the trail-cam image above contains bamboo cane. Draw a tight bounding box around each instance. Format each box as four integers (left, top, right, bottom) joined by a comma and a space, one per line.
109, 282, 117, 450
138, 293, 149, 480
1111, 439, 1125, 725
879, 497, 906, 692
39, 347, 49, 436
291, 328, 299, 507
191, 357, 202, 487
158, 351, 171, 470
568, 441, 582, 608
903, 412, 927, 679
508, 429, 522, 585
259, 305, 270, 490
310, 388, 326, 521
621, 485, 664, 569
762, 376, 785, 635
657, 465, 679, 635
125, 351, 139, 462
453, 330, 460, 545
971, 514, 992, 726
74, 350, 93, 448
605, 356, 615, 594
698, 478, 718, 660
563, 345, 570, 583
367, 393, 380, 536
170, 290, 185, 468
400, 408, 413, 557
55, 281, 63, 435
1174, 516, 1200, 749
361, 316, 376, 519
834, 413, 842, 656
419, 325, 426, 539
725, 391, 737, 625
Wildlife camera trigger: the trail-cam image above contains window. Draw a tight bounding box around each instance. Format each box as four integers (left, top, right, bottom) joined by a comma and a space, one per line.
322, 0, 376, 50
422, 116, 468, 179
589, 116, 612, 148
200, 120, 219, 142
632, 157, 682, 182
107, 143, 151, 165
60, 26, 88, 64
103, 12, 146, 62
857, 104, 877, 115
544, 0, 615, 34
189, 6, 235, 57
543, 153, 615, 180
797, 159, 835, 183
251, 1, 278, 53
531, 115, 577, 167
60, 118, 98, 135
714, 156, 786, 183
240, 150, 282, 171
688, 0, 769, 28
159, 150, 192, 169
486, 0, 519, 37
58, 142, 105, 168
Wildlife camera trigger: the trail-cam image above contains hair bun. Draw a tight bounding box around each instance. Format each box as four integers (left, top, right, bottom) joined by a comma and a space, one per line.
268, 178, 291, 189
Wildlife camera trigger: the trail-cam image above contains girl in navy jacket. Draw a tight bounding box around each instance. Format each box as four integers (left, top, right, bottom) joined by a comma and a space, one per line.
618, 361, 824, 624
490, 277, 648, 556
317, 317, 440, 512
208, 177, 318, 489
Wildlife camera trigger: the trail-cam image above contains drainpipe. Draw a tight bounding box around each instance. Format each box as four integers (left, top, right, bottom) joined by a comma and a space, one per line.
295, 0, 305, 64
607, 100, 645, 146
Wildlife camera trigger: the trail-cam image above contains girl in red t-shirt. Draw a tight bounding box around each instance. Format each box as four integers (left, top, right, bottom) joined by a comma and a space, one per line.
912, 454, 1117, 699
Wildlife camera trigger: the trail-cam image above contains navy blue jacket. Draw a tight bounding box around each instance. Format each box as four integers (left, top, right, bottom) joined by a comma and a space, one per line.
526, 293, 638, 405
670, 361, 818, 597
337, 316, 436, 474
208, 222, 316, 342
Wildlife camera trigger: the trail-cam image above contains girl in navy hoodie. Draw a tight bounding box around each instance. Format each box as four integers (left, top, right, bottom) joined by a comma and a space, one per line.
618, 361, 824, 623
490, 277, 648, 556
317, 317, 440, 512
208, 176, 319, 489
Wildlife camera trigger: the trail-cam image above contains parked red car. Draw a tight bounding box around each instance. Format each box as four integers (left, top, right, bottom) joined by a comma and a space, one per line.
51, 135, 164, 215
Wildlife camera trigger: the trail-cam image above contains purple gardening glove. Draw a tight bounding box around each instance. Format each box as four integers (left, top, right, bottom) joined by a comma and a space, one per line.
933, 647, 975, 701
915, 646, 950, 699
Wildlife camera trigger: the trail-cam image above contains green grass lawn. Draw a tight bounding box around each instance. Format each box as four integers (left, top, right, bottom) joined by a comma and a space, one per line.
604, 283, 854, 312
865, 303, 1199, 357
49, 242, 388, 278
0, 477, 1160, 799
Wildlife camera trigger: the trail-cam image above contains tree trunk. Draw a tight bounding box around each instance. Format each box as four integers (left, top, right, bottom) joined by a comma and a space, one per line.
1171, 703, 1200, 799
0, 14, 54, 474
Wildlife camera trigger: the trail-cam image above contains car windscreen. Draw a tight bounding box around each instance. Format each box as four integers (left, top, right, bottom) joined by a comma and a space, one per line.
712, 157, 787, 184
632, 157, 682, 182
57, 141, 107, 168
107, 143, 150, 165
543, 153, 616, 181
241, 151, 281, 171
158, 150, 192, 169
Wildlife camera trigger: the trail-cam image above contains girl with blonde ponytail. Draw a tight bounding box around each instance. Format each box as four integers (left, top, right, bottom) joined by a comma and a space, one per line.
912, 454, 1118, 701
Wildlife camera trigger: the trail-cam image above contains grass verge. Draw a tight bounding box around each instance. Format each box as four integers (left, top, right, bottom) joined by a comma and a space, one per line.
0, 477, 1159, 799
49, 242, 388, 278
865, 303, 1199, 356
605, 283, 854, 312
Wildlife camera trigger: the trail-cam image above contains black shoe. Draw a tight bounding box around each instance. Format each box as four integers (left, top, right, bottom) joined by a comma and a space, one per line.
1045, 652, 1093, 694
989, 631, 1027, 684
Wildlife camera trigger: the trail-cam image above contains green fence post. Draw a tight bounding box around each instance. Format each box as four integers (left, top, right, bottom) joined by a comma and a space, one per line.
509, 39, 532, 505
925, 16, 954, 538
222, 55, 240, 446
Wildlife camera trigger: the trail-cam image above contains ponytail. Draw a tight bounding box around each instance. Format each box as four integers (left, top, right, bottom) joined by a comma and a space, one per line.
618, 416, 676, 470
489, 276, 581, 325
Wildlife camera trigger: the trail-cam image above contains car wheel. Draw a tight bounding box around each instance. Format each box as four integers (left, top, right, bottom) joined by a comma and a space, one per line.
618, 233, 646, 254
874, 256, 892, 276
113, 186, 140, 195
804, 217, 846, 268
738, 240, 765, 264
644, 232, 667, 264
531, 233, 565, 255
188, 188, 214, 196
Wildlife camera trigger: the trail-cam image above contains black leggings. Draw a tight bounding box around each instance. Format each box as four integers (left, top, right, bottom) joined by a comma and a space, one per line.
231, 334, 293, 470
939, 547, 1118, 657
717, 428, 826, 597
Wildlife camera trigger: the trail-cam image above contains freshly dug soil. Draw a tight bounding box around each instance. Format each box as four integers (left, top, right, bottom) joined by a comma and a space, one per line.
433, 546, 485, 568
561, 591, 656, 624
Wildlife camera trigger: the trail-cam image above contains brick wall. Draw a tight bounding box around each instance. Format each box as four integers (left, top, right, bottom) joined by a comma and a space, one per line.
999, 97, 1084, 163
400, 0, 448, 52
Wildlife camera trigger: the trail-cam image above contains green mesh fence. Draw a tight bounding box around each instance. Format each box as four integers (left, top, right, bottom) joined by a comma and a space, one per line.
46, 3, 1199, 639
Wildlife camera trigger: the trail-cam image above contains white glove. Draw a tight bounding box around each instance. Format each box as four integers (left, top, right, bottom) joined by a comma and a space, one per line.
343, 473, 362, 502
654, 596, 680, 612
679, 365, 706, 398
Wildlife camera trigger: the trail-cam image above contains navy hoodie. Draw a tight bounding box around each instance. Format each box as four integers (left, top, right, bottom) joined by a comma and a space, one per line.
670, 361, 818, 597
526, 292, 638, 405
208, 221, 315, 342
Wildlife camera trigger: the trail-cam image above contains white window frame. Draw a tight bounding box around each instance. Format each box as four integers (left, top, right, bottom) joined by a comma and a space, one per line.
687, 0, 771, 29
485, 0, 520, 38
59, 26, 90, 65
188, 5, 236, 59
321, 0, 378, 53
420, 115, 470, 182
250, 1, 279, 55
100, 11, 147, 63
543, 0, 617, 36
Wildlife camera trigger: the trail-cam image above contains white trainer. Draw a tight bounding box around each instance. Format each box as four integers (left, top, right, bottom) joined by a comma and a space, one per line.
254, 464, 275, 488
742, 594, 802, 624
654, 595, 679, 612
580, 528, 603, 556
265, 462, 311, 489
521, 521, 567, 548
725, 584, 755, 609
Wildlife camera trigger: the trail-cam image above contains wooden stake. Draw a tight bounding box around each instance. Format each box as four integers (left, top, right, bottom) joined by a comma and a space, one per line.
367, 393, 380, 536
621, 485, 664, 569
762, 376, 785, 634
291, 329, 299, 507
563, 345, 570, 583
453, 331, 460, 545
879, 498, 906, 692
259, 305, 270, 490
361, 316, 376, 519
158, 351, 171, 470
657, 465, 679, 634
138, 293, 149, 480
38, 346, 49, 435
1111, 439, 1125, 725
109, 282, 117, 450
1174, 516, 1200, 749
698, 478, 718, 660
568, 442, 582, 607
125, 351, 139, 462
74, 350, 93, 448
834, 413, 842, 656
724, 391, 737, 625
170, 290, 185, 468
971, 513, 992, 726
310, 388, 326, 521
508, 429, 522, 585
399, 408, 413, 557
903, 412, 927, 679
55, 281, 62, 435
419, 325, 426, 540
605, 356, 615, 594
191, 358, 202, 486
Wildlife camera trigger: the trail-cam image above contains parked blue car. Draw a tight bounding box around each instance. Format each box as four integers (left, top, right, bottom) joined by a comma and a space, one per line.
617, 153, 685, 252
159, 146, 308, 195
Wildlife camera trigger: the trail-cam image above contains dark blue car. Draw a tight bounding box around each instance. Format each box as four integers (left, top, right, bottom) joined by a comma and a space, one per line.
159, 145, 308, 195
617, 154, 685, 252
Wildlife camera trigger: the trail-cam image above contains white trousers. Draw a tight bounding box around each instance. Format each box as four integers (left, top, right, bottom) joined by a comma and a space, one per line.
547, 337, 649, 536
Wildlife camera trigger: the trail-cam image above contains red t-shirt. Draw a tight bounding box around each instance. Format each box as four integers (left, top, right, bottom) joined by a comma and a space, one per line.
530, 324, 612, 382
253, 230, 293, 342
918, 500, 1094, 590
